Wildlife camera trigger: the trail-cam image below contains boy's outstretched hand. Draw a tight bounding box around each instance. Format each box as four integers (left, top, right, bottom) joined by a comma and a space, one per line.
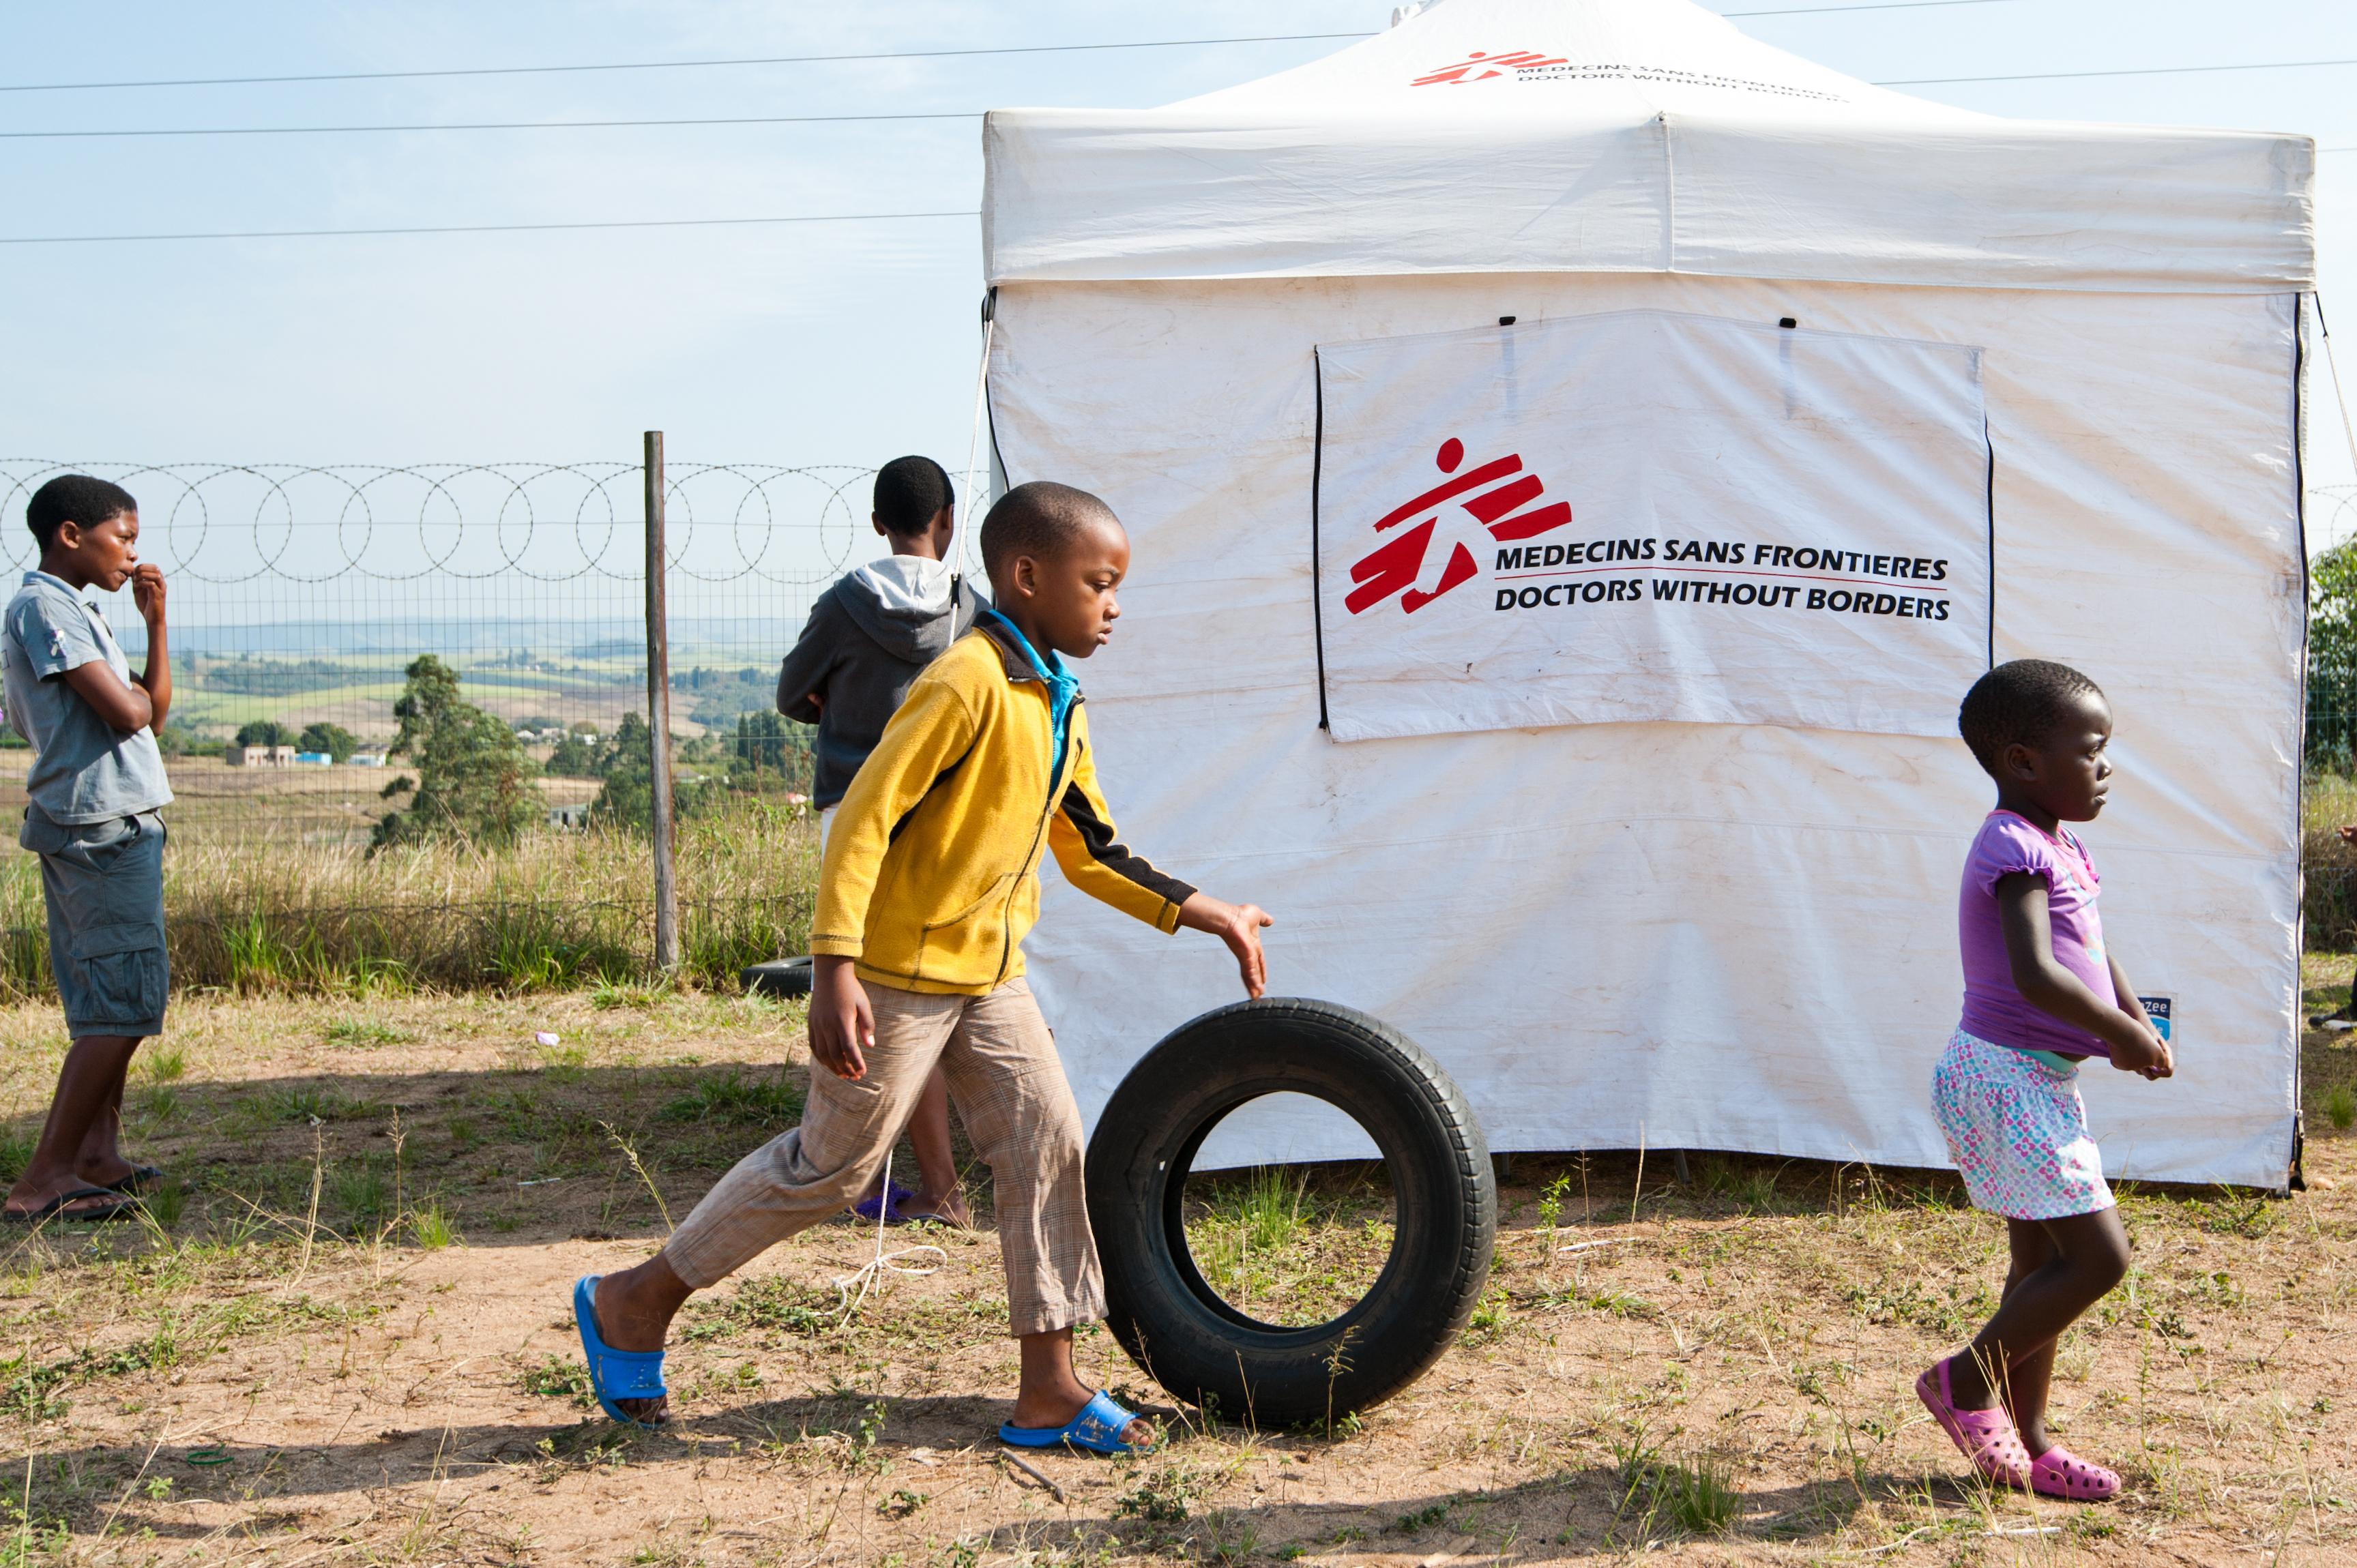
808, 956, 875, 1080
1177, 893, 1274, 999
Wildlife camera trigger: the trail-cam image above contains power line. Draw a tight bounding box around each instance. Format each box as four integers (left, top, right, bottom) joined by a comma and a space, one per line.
1882, 56, 2357, 85
0, 111, 974, 141
0, 209, 978, 246
0, 3, 2032, 98
0, 33, 1375, 95
18, 49, 2357, 141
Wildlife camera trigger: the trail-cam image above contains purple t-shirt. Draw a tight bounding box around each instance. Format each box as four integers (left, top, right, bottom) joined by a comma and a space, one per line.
1957, 810, 2115, 1059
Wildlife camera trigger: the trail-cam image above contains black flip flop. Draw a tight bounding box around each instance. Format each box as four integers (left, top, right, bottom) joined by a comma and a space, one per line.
103, 1165, 166, 1196
4, 1185, 138, 1224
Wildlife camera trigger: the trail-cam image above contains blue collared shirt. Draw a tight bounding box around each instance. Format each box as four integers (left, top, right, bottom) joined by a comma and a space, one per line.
978, 606, 1079, 777
1, 570, 174, 825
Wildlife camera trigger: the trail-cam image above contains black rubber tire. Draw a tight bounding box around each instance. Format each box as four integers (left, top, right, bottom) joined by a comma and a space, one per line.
742, 957, 813, 998
1085, 998, 1495, 1429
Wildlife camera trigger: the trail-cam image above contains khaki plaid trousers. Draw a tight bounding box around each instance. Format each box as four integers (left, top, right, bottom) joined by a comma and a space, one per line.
662, 976, 1105, 1337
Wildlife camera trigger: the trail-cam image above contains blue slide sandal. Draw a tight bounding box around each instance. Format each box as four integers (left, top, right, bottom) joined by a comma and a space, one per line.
999, 1389, 1154, 1455
572, 1275, 667, 1428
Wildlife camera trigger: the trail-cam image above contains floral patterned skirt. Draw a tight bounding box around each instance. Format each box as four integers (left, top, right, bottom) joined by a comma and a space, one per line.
1931, 1029, 2115, 1221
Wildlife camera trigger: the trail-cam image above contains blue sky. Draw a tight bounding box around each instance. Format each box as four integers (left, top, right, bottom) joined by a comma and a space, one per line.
1, 0, 2351, 519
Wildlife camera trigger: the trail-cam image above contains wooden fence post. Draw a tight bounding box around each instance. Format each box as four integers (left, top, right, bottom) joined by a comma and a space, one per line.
645, 430, 679, 973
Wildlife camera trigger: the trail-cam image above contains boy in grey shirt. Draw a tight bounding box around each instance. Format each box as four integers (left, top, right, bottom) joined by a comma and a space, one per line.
778, 456, 975, 1224
1, 475, 173, 1223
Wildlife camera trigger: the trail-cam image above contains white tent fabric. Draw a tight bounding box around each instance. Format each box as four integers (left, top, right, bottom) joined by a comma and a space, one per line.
984, 0, 2313, 293
980, 0, 2313, 1187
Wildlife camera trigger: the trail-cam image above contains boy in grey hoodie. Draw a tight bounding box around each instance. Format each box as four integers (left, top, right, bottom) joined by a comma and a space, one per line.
777, 455, 976, 1224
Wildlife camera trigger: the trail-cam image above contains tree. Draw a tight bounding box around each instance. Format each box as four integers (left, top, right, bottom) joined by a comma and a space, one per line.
589, 711, 722, 829
544, 733, 599, 778
297, 720, 360, 762
2313, 541, 2357, 773
735, 710, 790, 773
235, 719, 294, 748
370, 655, 540, 850
589, 711, 654, 829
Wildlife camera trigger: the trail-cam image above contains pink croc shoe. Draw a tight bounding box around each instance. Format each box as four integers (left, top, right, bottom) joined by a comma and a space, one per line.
1916, 1356, 2032, 1488
2028, 1445, 2120, 1502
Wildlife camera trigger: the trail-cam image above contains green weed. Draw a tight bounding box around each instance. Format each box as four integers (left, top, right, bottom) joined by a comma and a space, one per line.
140, 1179, 190, 1232
409, 1200, 458, 1250
262, 1086, 381, 1125
660, 1070, 804, 1127
518, 1355, 596, 1409
2326, 1084, 2356, 1131
707, 1277, 832, 1337
1844, 1278, 1989, 1338
332, 1162, 389, 1225
1117, 1464, 1209, 1524
1183, 1165, 1394, 1328
1610, 1432, 1742, 1539
1396, 1503, 1451, 1533
592, 978, 664, 1009
324, 1017, 408, 1048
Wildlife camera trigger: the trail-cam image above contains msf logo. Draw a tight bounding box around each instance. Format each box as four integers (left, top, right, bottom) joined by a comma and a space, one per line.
1410, 50, 1569, 86
1346, 437, 1573, 616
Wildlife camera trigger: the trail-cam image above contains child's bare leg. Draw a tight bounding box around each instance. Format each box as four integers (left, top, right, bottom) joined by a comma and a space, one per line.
8, 1035, 141, 1215
591, 1256, 694, 1423
71, 1038, 141, 1187
905, 1068, 969, 1223
1947, 1208, 2128, 1449
1991, 1220, 2064, 1450
1010, 1327, 1153, 1446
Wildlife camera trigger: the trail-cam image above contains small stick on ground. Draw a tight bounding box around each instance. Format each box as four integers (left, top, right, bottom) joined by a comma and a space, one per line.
997, 1449, 1066, 1503
287, 1118, 326, 1295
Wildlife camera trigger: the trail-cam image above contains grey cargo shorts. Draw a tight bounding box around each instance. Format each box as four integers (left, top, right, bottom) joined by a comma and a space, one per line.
22, 810, 168, 1039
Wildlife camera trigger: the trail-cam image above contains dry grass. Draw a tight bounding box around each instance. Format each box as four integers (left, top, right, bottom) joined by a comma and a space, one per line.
2304, 772, 2357, 947
0, 799, 818, 999
0, 984, 2343, 1565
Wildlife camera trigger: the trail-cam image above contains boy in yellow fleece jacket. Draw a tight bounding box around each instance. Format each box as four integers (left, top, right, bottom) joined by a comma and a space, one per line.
574, 482, 1272, 1453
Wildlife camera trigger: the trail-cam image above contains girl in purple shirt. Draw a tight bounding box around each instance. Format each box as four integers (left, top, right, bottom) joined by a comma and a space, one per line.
1920, 660, 2173, 1504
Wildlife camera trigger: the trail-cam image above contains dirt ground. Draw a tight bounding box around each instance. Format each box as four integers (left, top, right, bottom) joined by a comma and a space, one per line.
0, 968, 2350, 1567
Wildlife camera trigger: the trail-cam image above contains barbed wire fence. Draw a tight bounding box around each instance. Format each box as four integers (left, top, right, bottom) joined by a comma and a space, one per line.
0, 450, 901, 992
0, 462, 2350, 988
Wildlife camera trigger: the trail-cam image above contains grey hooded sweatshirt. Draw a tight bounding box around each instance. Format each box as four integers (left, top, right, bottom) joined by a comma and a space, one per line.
777, 555, 977, 808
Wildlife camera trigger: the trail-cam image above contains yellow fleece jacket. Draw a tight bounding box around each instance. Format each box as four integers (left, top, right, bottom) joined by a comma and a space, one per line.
809, 619, 1196, 995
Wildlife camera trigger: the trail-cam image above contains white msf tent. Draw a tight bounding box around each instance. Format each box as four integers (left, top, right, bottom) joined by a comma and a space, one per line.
981, 0, 2316, 1187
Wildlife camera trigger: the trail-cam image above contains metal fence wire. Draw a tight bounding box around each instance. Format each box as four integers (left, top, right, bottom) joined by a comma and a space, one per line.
0, 463, 2350, 988
0, 454, 905, 991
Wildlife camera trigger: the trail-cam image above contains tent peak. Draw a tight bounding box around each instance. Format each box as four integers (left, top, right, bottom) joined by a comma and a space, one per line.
1173, 0, 1953, 120
984, 0, 2313, 293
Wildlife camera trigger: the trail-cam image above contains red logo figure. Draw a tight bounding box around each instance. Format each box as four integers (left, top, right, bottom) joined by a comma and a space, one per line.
1409, 50, 1570, 87
1346, 437, 1573, 615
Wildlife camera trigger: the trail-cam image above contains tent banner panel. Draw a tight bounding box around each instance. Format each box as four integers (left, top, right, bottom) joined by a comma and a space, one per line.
1315, 310, 1992, 743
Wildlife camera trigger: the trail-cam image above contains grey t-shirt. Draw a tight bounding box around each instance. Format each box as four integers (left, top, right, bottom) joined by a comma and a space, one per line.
1, 571, 173, 825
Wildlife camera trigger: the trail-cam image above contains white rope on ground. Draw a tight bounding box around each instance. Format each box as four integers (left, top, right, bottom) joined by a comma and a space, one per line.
957, 299, 998, 593
832, 1149, 946, 1324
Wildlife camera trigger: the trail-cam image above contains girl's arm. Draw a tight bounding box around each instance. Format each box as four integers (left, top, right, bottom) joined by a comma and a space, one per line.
1995, 871, 2171, 1075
